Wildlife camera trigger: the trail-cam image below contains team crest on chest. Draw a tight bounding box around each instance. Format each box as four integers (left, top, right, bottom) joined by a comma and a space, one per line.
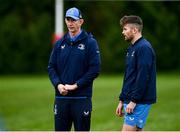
131, 51, 135, 57
78, 44, 85, 50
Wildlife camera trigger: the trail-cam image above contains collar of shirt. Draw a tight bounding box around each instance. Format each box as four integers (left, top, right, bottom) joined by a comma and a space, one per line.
131, 37, 143, 47
69, 30, 82, 42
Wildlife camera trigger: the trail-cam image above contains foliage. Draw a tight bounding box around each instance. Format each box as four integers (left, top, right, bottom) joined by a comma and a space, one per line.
65, 1, 180, 73
0, 0, 54, 74
0, 1, 180, 74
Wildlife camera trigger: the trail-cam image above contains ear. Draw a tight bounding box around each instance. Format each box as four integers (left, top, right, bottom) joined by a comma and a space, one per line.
79, 19, 84, 25
132, 27, 138, 34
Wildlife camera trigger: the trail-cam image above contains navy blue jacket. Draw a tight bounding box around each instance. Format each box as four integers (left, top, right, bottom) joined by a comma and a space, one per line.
48, 30, 101, 97
119, 37, 156, 104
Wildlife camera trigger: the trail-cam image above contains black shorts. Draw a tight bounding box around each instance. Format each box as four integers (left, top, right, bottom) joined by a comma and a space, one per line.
54, 97, 92, 131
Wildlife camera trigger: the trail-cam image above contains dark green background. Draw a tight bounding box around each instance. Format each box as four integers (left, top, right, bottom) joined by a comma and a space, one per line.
0, 0, 180, 74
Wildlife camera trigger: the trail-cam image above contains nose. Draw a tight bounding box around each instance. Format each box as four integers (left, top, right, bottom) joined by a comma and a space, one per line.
122, 30, 124, 35
67, 21, 74, 27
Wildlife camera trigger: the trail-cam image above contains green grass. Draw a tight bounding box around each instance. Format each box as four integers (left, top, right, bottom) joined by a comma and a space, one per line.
0, 74, 180, 131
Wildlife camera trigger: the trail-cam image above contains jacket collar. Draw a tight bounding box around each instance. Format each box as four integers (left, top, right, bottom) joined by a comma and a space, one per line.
64, 30, 89, 45
132, 37, 143, 46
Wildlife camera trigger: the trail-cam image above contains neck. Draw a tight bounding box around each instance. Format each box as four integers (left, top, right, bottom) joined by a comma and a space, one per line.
131, 33, 142, 45
69, 29, 81, 37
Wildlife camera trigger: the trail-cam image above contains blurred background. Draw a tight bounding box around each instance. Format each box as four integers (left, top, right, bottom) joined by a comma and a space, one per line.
0, 0, 180, 131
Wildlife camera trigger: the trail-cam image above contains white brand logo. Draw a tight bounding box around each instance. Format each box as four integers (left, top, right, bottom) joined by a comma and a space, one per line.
139, 119, 143, 123
129, 117, 134, 121
84, 111, 89, 116
61, 44, 65, 49
54, 105, 57, 115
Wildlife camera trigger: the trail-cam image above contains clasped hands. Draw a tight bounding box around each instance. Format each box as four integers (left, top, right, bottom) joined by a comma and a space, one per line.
57, 84, 78, 95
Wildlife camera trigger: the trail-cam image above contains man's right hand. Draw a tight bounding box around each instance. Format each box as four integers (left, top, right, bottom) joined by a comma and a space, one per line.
57, 84, 68, 95
116, 101, 124, 117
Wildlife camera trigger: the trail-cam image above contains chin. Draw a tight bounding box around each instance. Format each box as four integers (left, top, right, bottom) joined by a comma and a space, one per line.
68, 28, 74, 31
125, 38, 131, 42
124, 38, 129, 41
69, 30, 75, 33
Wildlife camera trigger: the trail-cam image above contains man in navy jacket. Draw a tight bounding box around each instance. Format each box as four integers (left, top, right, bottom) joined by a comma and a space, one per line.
116, 15, 156, 131
48, 7, 100, 131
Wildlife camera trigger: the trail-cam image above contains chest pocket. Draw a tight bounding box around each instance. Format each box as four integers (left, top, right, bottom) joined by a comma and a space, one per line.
73, 43, 86, 62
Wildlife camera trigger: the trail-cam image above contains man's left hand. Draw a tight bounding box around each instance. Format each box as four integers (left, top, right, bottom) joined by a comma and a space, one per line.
65, 84, 78, 91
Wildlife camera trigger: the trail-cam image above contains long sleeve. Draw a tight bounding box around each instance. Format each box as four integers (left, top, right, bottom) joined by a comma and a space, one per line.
47, 41, 62, 89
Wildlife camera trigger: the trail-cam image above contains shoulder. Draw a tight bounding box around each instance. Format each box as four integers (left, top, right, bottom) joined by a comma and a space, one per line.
86, 33, 98, 47
135, 40, 154, 57
137, 38, 152, 50
80, 30, 99, 50
53, 33, 68, 49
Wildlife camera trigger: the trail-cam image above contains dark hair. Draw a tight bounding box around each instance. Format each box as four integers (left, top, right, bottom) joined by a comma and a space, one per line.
120, 15, 143, 32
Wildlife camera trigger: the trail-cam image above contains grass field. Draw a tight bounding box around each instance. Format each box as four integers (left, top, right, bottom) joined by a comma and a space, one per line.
0, 73, 180, 131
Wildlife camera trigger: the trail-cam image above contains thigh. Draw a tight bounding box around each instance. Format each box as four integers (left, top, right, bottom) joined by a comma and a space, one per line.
135, 104, 151, 129
122, 124, 138, 131
71, 98, 92, 131
54, 98, 72, 131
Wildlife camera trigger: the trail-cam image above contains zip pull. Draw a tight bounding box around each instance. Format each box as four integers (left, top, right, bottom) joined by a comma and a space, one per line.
70, 41, 74, 46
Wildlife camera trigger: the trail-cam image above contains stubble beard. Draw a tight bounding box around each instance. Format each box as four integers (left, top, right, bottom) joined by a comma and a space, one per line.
124, 35, 133, 43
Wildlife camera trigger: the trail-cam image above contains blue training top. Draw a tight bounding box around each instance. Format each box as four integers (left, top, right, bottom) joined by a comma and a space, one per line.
119, 37, 156, 104
48, 30, 101, 98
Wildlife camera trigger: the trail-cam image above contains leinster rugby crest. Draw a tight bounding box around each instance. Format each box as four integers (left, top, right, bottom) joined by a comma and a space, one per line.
78, 43, 85, 50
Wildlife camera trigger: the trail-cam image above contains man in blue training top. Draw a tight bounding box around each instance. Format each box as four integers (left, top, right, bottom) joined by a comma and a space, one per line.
48, 7, 101, 131
116, 15, 156, 131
